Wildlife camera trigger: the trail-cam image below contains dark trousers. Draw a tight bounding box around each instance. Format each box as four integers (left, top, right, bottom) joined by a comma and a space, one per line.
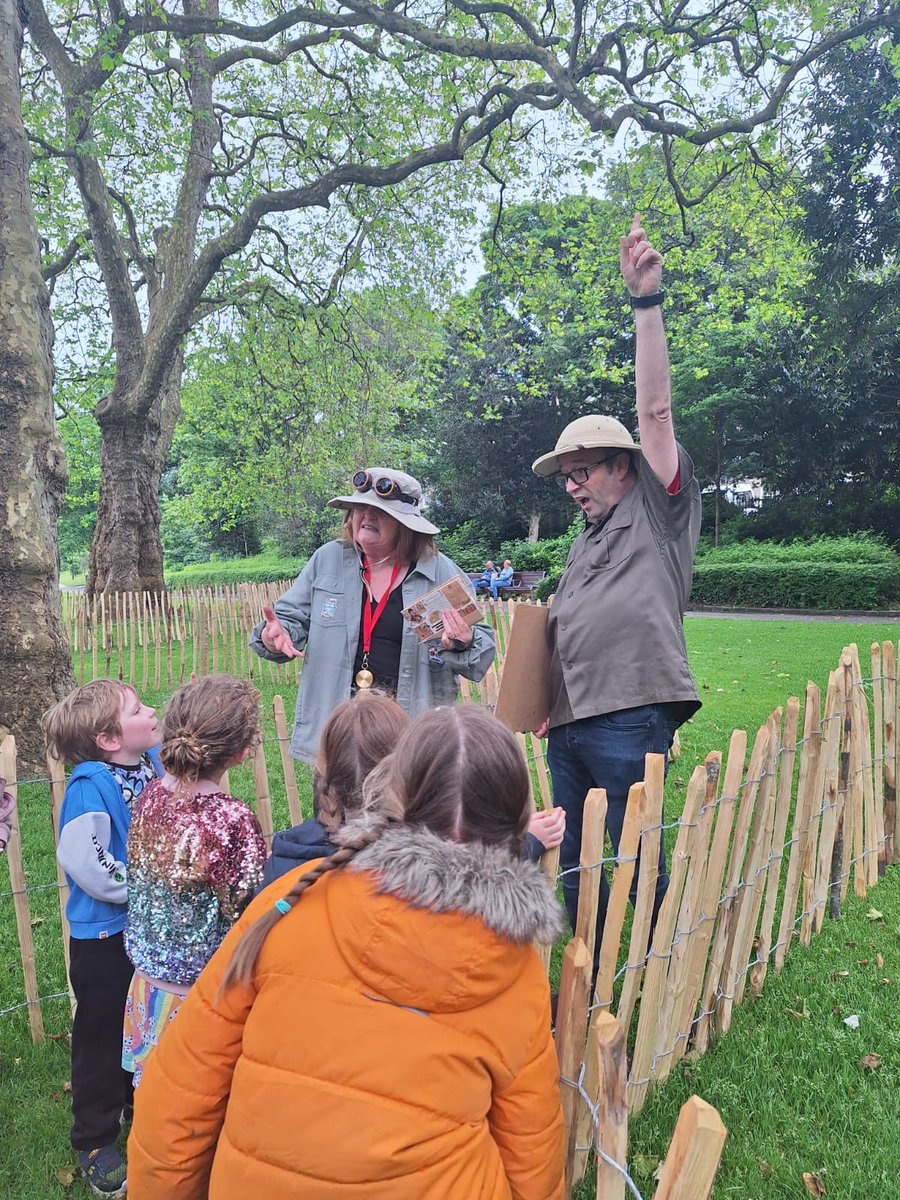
547, 704, 680, 976
69, 933, 134, 1151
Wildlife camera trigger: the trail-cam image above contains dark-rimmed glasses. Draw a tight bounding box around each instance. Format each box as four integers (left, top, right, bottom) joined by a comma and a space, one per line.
553, 453, 620, 490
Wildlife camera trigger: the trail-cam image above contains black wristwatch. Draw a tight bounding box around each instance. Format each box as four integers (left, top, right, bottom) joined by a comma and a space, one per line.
630, 290, 665, 308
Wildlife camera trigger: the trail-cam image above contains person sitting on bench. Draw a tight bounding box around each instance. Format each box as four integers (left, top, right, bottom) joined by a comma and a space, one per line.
474, 561, 497, 593
489, 561, 514, 601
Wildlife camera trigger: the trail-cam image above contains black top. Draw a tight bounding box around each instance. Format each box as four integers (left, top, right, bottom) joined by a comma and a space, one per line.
352, 569, 411, 687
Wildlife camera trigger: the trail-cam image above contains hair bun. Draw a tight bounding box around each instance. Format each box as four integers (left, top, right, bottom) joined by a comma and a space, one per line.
170, 731, 203, 756
161, 729, 206, 778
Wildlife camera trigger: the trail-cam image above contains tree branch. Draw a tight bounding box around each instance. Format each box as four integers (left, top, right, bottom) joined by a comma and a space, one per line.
42, 230, 93, 285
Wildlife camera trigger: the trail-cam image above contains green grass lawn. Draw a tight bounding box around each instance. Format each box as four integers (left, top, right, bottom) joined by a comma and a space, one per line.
1, 618, 897, 1199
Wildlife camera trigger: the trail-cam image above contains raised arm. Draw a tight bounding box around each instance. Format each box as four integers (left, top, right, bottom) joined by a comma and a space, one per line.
619, 214, 679, 488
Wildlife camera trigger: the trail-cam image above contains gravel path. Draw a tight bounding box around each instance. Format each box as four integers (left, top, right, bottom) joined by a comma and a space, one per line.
686, 608, 900, 624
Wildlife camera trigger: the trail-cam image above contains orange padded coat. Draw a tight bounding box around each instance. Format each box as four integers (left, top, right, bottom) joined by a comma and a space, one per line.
128, 824, 566, 1199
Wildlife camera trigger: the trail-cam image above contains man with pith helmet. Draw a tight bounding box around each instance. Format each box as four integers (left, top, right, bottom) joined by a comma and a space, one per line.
531, 215, 702, 966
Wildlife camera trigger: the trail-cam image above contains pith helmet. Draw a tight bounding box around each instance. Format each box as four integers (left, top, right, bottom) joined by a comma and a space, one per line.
531, 415, 641, 477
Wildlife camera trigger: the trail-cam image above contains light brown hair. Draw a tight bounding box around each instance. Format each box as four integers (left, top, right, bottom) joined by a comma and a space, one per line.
42, 679, 133, 766
161, 675, 261, 784
386, 705, 530, 848
340, 510, 436, 565
220, 704, 530, 991
313, 693, 410, 832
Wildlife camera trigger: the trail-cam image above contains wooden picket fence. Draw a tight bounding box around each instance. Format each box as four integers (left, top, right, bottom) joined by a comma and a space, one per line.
2, 610, 897, 1197
58, 582, 521, 696
547, 639, 897, 1192
60, 585, 304, 689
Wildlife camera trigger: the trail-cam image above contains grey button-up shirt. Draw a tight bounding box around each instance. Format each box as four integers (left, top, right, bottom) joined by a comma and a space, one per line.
547, 444, 701, 728
249, 540, 496, 761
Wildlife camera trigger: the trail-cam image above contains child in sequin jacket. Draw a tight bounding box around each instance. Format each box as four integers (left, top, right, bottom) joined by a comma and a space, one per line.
123, 675, 267, 1085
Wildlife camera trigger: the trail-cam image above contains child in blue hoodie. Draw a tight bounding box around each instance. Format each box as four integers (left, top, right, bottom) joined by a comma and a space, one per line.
44, 679, 162, 1198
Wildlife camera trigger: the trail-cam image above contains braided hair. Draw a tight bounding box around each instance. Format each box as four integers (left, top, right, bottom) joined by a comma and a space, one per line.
220, 789, 398, 991
312, 693, 410, 832
221, 705, 531, 992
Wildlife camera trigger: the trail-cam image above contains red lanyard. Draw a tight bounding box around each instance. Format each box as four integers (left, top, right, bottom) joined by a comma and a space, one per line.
361, 560, 401, 655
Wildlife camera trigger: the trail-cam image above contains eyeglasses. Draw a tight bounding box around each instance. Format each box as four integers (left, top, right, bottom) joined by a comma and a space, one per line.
553, 454, 620, 489
352, 470, 419, 507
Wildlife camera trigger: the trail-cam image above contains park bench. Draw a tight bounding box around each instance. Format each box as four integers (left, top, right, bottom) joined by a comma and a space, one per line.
468, 570, 547, 598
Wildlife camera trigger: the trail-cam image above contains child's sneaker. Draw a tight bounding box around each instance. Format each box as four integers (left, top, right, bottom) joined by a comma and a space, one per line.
78, 1145, 127, 1197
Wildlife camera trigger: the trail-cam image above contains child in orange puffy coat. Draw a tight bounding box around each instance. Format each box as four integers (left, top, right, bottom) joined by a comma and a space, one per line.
129, 704, 565, 1199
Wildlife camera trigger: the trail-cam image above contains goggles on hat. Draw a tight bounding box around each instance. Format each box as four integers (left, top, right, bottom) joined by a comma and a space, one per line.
352, 471, 420, 508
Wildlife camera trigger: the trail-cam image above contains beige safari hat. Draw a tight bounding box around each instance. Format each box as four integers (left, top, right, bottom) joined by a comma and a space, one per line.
531, 414, 641, 477
328, 466, 440, 535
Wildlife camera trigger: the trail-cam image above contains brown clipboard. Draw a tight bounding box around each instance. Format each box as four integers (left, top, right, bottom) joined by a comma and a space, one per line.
494, 603, 550, 733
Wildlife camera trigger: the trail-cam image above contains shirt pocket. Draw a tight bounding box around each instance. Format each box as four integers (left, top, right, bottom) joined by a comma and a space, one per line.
309, 576, 347, 628
586, 515, 633, 573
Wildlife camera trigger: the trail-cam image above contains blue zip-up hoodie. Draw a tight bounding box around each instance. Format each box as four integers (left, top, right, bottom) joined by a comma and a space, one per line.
56, 749, 162, 939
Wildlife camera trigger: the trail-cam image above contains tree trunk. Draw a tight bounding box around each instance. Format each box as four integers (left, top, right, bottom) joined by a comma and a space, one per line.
85, 351, 183, 598
527, 507, 541, 542
0, 0, 75, 768
86, 408, 166, 596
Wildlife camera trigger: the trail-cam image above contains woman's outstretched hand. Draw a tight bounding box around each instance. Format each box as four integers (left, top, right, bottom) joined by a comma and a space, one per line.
260, 605, 303, 659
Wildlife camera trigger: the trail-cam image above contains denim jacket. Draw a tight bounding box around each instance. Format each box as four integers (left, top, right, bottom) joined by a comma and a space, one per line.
249, 541, 496, 761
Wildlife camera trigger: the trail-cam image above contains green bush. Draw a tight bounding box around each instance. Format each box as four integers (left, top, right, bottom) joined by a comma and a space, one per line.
498, 519, 581, 577
695, 533, 896, 566
437, 521, 495, 573
533, 571, 562, 602
165, 553, 306, 588
532, 533, 900, 609
690, 561, 900, 609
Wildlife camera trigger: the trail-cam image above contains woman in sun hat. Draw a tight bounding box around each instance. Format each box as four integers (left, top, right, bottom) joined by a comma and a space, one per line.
249, 467, 495, 761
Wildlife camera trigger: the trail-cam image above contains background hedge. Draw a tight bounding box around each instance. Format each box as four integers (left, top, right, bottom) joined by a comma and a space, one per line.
532, 534, 900, 609
165, 553, 306, 588
690, 561, 900, 609
161, 535, 900, 610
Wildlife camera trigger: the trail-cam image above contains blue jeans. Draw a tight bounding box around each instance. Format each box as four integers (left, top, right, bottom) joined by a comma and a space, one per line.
547, 704, 680, 973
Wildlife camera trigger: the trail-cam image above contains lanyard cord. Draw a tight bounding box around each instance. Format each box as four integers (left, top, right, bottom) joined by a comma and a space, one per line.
361, 559, 402, 657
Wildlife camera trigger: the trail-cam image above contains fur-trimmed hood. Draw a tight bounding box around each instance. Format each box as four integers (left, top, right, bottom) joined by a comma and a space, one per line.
318, 819, 564, 1016
348, 822, 564, 946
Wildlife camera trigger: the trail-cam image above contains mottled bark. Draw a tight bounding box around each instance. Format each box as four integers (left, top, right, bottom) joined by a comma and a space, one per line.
0, 0, 75, 768
86, 409, 165, 596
